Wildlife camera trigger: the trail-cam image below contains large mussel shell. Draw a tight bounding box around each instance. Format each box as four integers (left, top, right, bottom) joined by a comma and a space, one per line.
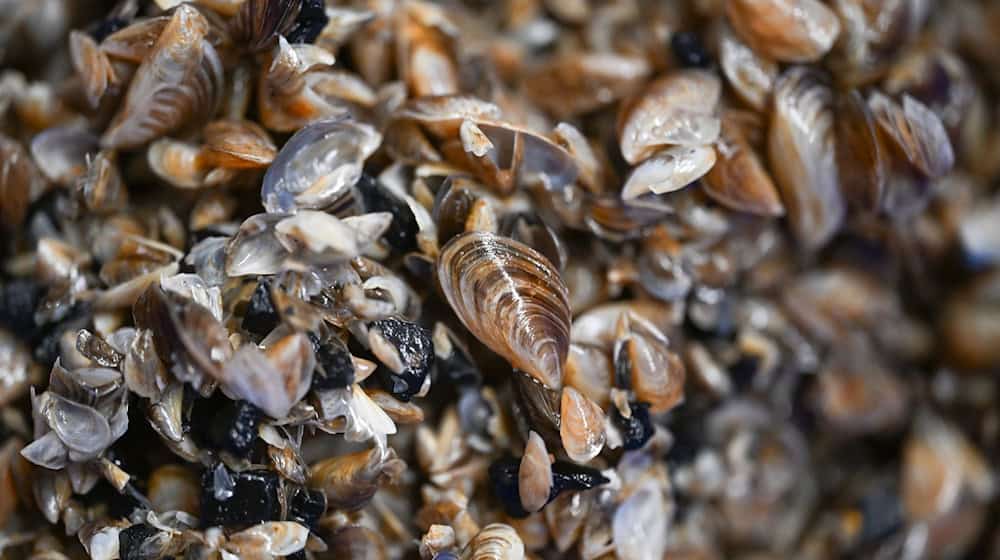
768, 67, 844, 250
101, 5, 223, 150
726, 0, 841, 63
437, 231, 571, 389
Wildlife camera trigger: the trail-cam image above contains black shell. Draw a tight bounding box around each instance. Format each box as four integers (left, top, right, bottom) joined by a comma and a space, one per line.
372, 317, 434, 401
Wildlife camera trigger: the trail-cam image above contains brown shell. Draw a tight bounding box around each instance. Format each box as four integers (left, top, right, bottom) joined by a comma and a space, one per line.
767, 67, 844, 250
718, 23, 778, 112
835, 89, 886, 211
437, 231, 571, 389
230, 0, 301, 53
613, 313, 685, 414
0, 135, 38, 231
726, 0, 841, 63
100, 16, 171, 63
202, 119, 277, 169
703, 110, 784, 216
69, 31, 116, 109
101, 6, 223, 149
309, 447, 406, 511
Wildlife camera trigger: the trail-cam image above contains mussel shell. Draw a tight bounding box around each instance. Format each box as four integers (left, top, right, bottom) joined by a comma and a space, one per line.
767, 67, 844, 250
101, 5, 223, 149
726, 0, 841, 63
261, 116, 381, 214
835, 89, 887, 210
309, 447, 406, 511
703, 110, 784, 216
437, 231, 571, 389
618, 70, 721, 165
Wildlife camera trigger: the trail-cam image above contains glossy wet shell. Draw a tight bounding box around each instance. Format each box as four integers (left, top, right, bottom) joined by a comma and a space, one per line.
437, 231, 571, 389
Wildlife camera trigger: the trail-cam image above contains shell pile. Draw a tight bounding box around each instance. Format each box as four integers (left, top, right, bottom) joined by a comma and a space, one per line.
2, 0, 1000, 559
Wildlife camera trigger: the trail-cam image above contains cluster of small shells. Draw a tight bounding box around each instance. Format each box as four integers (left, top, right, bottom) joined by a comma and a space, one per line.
2, 0, 1000, 558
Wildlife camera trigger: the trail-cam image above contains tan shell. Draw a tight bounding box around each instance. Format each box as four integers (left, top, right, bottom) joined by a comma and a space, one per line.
147, 139, 209, 189
703, 110, 784, 216
69, 31, 116, 109
621, 145, 717, 200
309, 447, 406, 511
397, 2, 460, 97
437, 231, 571, 389
718, 23, 778, 112
835, 89, 886, 211
0, 135, 38, 231
564, 343, 612, 408
618, 70, 721, 165
202, 119, 277, 169
518, 431, 553, 513
525, 53, 651, 118
461, 523, 525, 560
726, 0, 841, 63
613, 312, 685, 414
768, 67, 844, 250
102, 6, 223, 149
559, 386, 606, 464
258, 37, 339, 132
100, 16, 171, 63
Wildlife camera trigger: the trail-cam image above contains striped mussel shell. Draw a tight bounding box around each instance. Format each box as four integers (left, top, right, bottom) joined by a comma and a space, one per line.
437, 231, 571, 390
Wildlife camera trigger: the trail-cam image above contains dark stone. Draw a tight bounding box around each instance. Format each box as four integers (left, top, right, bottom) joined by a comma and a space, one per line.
0, 277, 43, 335
200, 468, 282, 527
288, 486, 327, 529
671, 31, 712, 68
612, 401, 654, 451
357, 174, 419, 253
729, 355, 761, 392
286, 0, 329, 44
205, 400, 262, 459
856, 487, 903, 546
90, 17, 128, 42
118, 524, 161, 560
372, 317, 434, 401
550, 461, 610, 493
311, 334, 355, 390
438, 345, 481, 388
242, 280, 279, 337
488, 456, 610, 518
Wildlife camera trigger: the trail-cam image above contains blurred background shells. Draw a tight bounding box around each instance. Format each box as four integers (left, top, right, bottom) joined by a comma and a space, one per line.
0, 0, 998, 559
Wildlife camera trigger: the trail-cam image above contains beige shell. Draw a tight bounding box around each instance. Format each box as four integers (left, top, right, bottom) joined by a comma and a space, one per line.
613, 312, 685, 414
69, 31, 116, 109
437, 231, 571, 389
564, 343, 612, 407
768, 67, 844, 250
718, 23, 777, 112
102, 6, 223, 149
726, 0, 841, 63
461, 523, 525, 560
559, 386, 606, 464
525, 53, 651, 118
202, 119, 277, 169
703, 110, 784, 216
147, 139, 209, 189
621, 145, 717, 200
518, 431, 553, 513
618, 70, 721, 165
